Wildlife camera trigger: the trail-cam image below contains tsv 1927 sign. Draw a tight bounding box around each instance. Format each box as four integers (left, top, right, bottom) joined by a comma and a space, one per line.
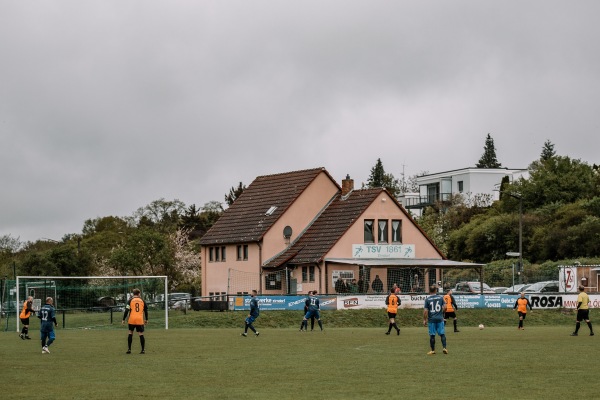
352, 244, 415, 259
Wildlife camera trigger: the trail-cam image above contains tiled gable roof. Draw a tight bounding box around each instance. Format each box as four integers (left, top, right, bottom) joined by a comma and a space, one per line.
264, 189, 383, 267
199, 167, 333, 245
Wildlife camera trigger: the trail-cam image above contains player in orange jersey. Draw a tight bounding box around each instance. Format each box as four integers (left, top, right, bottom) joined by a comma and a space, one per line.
443, 289, 460, 333
513, 292, 532, 330
122, 288, 148, 354
19, 296, 35, 340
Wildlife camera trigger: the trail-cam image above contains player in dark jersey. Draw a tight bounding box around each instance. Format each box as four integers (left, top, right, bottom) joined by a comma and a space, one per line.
301, 291, 323, 331
423, 285, 447, 355
300, 291, 316, 331
38, 297, 57, 354
19, 296, 35, 340
385, 288, 401, 335
122, 288, 148, 354
242, 290, 260, 337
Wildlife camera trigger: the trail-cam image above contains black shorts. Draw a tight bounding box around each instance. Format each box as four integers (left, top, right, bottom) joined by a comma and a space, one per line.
20, 317, 30, 325
518, 311, 527, 319
576, 309, 590, 322
128, 324, 145, 333
444, 312, 456, 319
387, 312, 397, 319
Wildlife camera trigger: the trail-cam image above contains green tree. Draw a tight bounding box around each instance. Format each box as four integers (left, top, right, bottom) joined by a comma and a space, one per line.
366, 159, 401, 197
540, 140, 556, 161
513, 155, 600, 210
225, 182, 246, 206
476, 133, 502, 168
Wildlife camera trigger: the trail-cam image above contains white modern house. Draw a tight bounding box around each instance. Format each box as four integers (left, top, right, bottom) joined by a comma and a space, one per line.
399, 167, 528, 215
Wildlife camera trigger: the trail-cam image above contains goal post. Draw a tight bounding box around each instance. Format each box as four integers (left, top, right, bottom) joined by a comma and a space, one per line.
16, 276, 169, 332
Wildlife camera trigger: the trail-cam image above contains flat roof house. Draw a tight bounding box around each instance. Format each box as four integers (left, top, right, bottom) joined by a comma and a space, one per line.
200, 167, 481, 297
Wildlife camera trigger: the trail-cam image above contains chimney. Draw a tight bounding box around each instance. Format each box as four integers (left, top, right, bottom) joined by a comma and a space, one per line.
341, 174, 354, 196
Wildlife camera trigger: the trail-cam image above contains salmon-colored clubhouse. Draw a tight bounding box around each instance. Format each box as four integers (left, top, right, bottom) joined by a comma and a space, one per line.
199, 167, 480, 297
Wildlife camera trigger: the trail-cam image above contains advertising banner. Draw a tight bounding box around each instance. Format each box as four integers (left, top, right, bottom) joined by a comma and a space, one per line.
232, 295, 337, 311
230, 294, 600, 311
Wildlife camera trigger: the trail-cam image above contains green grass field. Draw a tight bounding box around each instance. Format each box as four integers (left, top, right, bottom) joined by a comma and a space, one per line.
0, 309, 594, 399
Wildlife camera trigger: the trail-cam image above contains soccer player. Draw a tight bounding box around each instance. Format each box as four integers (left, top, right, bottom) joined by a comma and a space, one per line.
423, 285, 447, 355
37, 297, 57, 354
513, 292, 532, 330
443, 289, 460, 333
122, 288, 148, 354
19, 296, 35, 340
385, 287, 401, 335
301, 290, 323, 332
571, 285, 594, 336
242, 290, 260, 337
300, 291, 316, 331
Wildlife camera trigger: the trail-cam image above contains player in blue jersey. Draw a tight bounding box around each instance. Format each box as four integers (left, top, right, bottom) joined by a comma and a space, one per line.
301, 290, 323, 331
37, 297, 58, 354
300, 291, 316, 331
423, 285, 448, 355
242, 290, 260, 337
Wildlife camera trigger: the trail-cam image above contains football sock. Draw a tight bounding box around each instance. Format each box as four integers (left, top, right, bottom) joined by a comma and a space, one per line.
453, 320, 457, 331
393, 323, 399, 332
429, 335, 435, 351
140, 335, 145, 351
47, 338, 54, 347
244, 323, 249, 333
128, 334, 133, 350
299, 321, 304, 330
41, 338, 46, 347
575, 322, 581, 333
388, 323, 393, 333
248, 324, 257, 333
311, 319, 315, 330
518, 320, 523, 328
21, 326, 26, 334
441, 334, 447, 348
587, 321, 593, 332
303, 320, 308, 330
318, 320, 323, 331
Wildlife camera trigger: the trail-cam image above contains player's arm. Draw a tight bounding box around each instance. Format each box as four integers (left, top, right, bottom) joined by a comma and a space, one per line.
143, 301, 149, 324
451, 295, 457, 310
122, 300, 131, 324
513, 300, 518, 309
527, 299, 533, 311
385, 295, 389, 305
423, 306, 429, 326
397, 295, 401, 305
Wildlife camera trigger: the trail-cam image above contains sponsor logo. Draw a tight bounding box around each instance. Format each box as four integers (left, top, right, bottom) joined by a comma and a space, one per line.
530, 295, 563, 308
343, 298, 360, 308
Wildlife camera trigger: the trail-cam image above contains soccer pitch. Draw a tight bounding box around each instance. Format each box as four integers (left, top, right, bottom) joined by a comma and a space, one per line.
0, 325, 595, 399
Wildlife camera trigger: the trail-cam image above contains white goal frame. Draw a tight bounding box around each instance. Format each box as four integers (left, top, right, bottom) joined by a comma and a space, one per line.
16, 275, 169, 331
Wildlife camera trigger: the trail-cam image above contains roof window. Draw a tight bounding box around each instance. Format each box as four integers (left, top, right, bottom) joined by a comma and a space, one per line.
265, 206, 278, 216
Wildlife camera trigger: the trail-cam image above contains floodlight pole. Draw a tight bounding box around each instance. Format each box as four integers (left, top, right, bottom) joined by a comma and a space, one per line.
501, 191, 523, 284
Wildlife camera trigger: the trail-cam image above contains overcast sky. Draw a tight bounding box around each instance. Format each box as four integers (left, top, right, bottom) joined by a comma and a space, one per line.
1, 1, 599, 243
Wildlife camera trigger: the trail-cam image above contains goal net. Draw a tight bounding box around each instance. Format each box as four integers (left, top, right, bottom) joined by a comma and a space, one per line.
15, 276, 168, 331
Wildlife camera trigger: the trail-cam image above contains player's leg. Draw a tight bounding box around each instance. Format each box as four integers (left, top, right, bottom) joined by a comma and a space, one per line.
127, 325, 134, 352
46, 331, 55, 348
387, 314, 394, 334
586, 318, 593, 335
138, 326, 145, 353
427, 323, 436, 354
453, 316, 459, 332
19, 319, 26, 339
518, 312, 524, 329
310, 317, 315, 331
